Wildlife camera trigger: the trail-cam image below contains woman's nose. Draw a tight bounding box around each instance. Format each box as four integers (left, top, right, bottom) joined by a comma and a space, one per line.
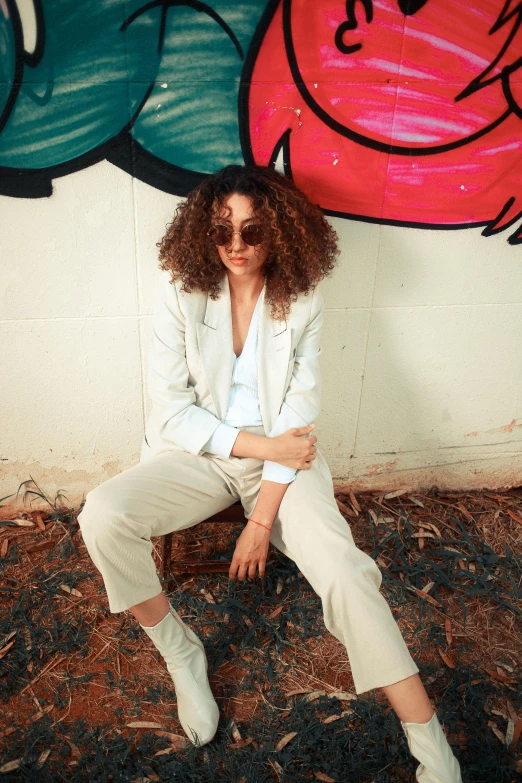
230, 230, 247, 252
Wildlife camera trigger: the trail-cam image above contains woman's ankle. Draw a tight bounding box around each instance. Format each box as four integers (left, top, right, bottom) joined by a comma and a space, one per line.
129, 591, 170, 626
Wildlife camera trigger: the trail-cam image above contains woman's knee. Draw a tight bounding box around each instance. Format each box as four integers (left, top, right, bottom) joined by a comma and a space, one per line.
77, 489, 109, 547
78, 486, 147, 550
317, 546, 383, 596
349, 548, 383, 590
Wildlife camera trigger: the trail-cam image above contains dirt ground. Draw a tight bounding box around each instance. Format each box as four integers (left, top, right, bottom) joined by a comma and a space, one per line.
0, 480, 521, 782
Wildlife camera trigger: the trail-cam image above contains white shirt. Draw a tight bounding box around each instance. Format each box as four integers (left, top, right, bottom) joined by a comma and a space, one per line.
202, 284, 296, 484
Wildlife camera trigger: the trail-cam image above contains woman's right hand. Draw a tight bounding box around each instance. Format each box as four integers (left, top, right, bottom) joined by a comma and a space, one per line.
269, 425, 317, 469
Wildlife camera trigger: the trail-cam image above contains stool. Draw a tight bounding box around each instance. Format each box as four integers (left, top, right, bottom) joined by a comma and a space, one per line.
156, 500, 275, 583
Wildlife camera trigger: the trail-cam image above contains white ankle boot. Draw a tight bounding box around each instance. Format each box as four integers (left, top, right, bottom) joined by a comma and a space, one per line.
401, 711, 463, 782
140, 603, 220, 747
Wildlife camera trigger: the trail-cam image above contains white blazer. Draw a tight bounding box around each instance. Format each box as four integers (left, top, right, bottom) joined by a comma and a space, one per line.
140, 269, 332, 484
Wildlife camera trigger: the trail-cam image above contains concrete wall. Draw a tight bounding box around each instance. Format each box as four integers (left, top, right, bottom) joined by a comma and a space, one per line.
2, 159, 521, 509
1, 1, 522, 510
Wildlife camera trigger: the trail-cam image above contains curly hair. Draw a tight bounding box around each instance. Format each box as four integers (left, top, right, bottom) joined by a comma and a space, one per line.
157, 165, 340, 321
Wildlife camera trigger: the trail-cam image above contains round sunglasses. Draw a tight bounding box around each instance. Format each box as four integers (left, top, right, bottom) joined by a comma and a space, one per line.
207, 222, 264, 247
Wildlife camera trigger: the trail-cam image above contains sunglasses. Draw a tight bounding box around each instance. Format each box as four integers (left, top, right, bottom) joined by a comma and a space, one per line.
207, 222, 264, 247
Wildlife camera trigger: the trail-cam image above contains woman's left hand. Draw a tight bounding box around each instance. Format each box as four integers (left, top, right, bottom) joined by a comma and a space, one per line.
229, 520, 272, 581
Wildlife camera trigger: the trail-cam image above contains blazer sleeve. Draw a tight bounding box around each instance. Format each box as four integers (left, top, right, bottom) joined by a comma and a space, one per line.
146, 271, 225, 456
202, 422, 240, 458
266, 285, 324, 440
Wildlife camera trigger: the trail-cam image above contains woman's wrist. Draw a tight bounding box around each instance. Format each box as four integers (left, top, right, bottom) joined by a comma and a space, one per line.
248, 517, 273, 532
231, 432, 276, 461
259, 435, 278, 461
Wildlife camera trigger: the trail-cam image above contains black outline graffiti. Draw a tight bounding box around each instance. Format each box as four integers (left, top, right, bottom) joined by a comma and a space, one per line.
482, 197, 522, 238
455, 0, 522, 123
0, 0, 242, 198
0, 0, 46, 134
1, 0, 23, 136
0, 0, 520, 243
335, 1, 373, 56
22, 0, 45, 68
282, 0, 513, 155
239, 0, 522, 243
121, 0, 244, 59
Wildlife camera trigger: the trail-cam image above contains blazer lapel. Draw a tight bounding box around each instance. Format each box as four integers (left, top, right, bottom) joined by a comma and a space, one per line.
258, 290, 292, 433
196, 274, 235, 421
196, 274, 292, 431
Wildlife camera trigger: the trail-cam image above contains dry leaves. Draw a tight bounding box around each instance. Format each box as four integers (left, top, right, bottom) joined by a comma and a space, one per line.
0, 631, 17, 660
456, 678, 484, 692
489, 721, 507, 745
229, 718, 242, 743
268, 758, 284, 777
152, 731, 190, 752
457, 502, 475, 522
368, 509, 394, 527
438, 648, 456, 669
383, 489, 409, 499
506, 509, 522, 526
65, 738, 81, 760
406, 584, 443, 608
329, 691, 357, 702
511, 719, 522, 751
8, 518, 35, 527
285, 688, 315, 698
284, 689, 357, 707
26, 540, 55, 553
229, 737, 253, 749
60, 584, 82, 598
336, 499, 356, 518
321, 710, 354, 724
36, 749, 51, 768
348, 490, 361, 512
482, 667, 517, 686
199, 589, 215, 604
417, 520, 442, 537
0, 759, 21, 773
29, 704, 54, 722
126, 721, 164, 729
445, 618, 453, 645
302, 690, 327, 703
274, 731, 297, 751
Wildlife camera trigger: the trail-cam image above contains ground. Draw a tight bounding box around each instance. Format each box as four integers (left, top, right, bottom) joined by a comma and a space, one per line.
0, 481, 521, 782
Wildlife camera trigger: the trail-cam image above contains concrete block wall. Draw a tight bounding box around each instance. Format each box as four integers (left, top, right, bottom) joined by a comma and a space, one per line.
2, 159, 521, 510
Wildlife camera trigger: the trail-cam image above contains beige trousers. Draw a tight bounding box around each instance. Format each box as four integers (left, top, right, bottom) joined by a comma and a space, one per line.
77, 424, 419, 695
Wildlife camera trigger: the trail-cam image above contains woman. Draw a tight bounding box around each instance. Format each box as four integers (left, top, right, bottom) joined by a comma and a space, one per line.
78, 165, 462, 780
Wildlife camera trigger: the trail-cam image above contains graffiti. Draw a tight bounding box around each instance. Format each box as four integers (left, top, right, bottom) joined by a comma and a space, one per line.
248, 0, 522, 242
1, 0, 521, 242
0, 0, 263, 195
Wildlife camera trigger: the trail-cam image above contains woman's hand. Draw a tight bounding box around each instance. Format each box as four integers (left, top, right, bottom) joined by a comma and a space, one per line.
229, 520, 271, 581
268, 424, 317, 469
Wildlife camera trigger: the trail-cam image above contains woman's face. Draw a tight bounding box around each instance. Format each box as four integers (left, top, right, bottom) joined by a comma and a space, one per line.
211, 192, 269, 280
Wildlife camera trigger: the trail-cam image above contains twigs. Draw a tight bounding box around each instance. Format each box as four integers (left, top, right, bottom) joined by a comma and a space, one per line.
0, 484, 521, 779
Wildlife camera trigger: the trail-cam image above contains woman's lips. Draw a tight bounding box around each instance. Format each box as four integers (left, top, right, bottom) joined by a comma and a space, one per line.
229, 257, 247, 265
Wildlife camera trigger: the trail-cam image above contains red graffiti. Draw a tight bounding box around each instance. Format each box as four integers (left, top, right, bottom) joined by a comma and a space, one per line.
247, 0, 522, 242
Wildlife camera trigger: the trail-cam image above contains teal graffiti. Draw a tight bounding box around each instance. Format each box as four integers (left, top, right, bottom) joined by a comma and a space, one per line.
0, 0, 270, 196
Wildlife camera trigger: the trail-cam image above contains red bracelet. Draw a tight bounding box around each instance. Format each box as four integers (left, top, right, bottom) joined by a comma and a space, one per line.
248, 517, 272, 531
